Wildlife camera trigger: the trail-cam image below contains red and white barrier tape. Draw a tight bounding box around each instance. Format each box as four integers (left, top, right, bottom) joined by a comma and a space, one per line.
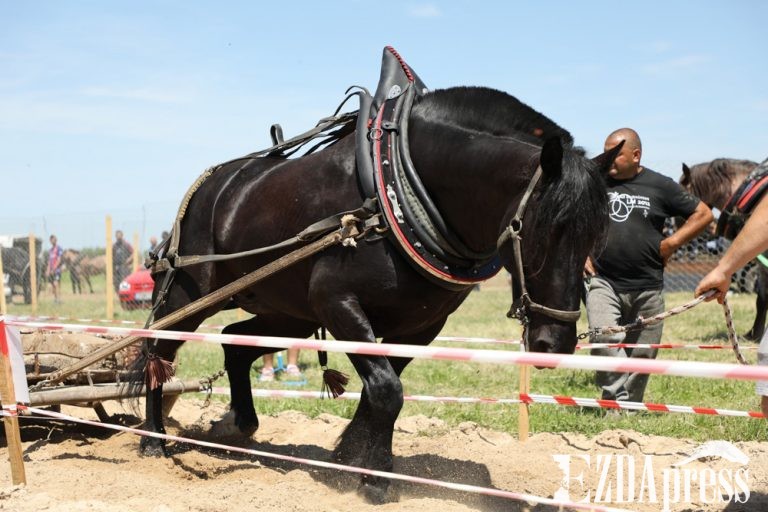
7, 315, 757, 351
4, 314, 225, 331
518, 394, 765, 419
7, 319, 768, 381
8, 406, 629, 512
208, 388, 765, 419
576, 342, 757, 351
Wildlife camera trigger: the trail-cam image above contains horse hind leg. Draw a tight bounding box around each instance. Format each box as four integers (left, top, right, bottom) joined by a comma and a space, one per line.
215, 314, 318, 437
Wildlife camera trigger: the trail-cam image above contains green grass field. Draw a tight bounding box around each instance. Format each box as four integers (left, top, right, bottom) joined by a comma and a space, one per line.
8, 272, 767, 441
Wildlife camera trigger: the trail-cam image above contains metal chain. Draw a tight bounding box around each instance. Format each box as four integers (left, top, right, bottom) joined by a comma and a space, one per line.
199, 369, 226, 407
578, 290, 748, 365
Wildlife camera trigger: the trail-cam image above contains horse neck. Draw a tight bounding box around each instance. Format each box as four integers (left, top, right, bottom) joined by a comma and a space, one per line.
408, 119, 540, 253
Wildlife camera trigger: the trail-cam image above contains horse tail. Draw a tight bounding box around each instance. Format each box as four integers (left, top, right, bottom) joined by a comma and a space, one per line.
124, 344, 150, 411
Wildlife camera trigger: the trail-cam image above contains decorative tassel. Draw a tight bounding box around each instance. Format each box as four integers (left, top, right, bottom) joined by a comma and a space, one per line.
145, 354, 175, 390
321, 367, 349, 398
316, 329, 348, 398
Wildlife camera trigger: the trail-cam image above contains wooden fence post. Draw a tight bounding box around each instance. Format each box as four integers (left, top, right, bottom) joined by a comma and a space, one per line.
28, 234, 37, 315
105, 216, 114, 320
0, 319, 27, 485
0, 248, 7, 315
132, 232, 140, 272
518, 339, 531, 441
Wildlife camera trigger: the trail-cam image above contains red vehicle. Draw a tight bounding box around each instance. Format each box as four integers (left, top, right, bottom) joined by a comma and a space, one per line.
118, 268, 154, 309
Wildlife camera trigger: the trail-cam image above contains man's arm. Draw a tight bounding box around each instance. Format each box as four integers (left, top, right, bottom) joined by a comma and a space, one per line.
696, 196, 768, 302
660, 201, 714, 264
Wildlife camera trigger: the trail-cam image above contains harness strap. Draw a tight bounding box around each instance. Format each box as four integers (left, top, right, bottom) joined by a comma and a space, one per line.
497, 165, 581, 327
151, 199, 381, 273
30, 215, 376, 391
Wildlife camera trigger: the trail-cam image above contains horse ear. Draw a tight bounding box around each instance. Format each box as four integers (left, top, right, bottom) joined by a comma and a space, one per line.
591, 140, 624, 174
539, 136, 564, 178
682, 163, 691, 183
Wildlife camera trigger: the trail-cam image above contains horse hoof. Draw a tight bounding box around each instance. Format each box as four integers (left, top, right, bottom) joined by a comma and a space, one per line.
209, 410, 258, 438
357, 479, 395, 504
139, 438, 168, 457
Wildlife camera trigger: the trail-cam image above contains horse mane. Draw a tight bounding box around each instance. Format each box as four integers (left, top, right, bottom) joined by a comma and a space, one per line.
683, 158, 758, 208
532, 148, 609, 264
412, 86, 575, 147
414, 86, 605, 265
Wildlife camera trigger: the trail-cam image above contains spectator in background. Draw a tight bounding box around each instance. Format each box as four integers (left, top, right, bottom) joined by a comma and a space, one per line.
260, 349, 303, 382
112, 230, 134, 292
584, 128, 713, 403
45, 234, 64, 303
147, 235, 158, 258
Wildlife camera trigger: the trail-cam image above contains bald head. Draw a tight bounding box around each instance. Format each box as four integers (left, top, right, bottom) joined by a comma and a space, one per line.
603, 127, 643, 179
605, 128, 642, 152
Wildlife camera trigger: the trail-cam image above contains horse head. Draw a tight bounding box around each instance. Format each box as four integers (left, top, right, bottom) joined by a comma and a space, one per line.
501, 137, 622, 355
679, 159, 758, 210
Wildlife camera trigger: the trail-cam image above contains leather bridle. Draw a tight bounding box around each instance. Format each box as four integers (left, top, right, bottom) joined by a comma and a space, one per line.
496, 165, 581, 346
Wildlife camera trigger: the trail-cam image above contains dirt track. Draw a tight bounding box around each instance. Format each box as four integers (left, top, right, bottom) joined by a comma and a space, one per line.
1, 398, 767, 511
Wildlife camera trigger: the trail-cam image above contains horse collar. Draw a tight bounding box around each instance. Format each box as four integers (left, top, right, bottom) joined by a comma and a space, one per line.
366, 52, 502, 291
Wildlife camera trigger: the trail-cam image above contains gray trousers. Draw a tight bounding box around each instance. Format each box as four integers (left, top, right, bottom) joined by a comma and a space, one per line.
585, 276, 665, 402
757, 328, 768, 396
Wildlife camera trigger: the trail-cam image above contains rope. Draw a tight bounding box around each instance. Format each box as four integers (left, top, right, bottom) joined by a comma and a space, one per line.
580, 290, 749, 365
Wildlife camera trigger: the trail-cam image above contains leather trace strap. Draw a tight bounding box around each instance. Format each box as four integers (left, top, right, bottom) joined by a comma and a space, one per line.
149, 199, 381, 274
497, 165, 581, 328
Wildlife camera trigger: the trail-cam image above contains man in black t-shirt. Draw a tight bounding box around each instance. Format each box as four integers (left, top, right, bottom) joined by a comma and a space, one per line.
584, 128, 713, 403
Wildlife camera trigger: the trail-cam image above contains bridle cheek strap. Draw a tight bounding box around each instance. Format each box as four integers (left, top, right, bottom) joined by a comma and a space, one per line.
497, 165, 581, 330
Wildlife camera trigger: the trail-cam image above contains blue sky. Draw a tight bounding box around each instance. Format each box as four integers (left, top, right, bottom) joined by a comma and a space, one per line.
1, 1, 767, 249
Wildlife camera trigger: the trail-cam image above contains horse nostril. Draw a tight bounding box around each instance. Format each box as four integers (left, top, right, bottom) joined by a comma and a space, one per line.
529, 338, 554, 353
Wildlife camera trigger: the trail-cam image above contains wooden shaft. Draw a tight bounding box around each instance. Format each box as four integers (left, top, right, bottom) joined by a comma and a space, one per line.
35, 230, 344, 388
0, 321, 27, 485
28, 379, 203, 406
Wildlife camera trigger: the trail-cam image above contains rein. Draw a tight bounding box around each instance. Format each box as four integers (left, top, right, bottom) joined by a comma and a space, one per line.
578, 290, 748, 365
496, 165, 582, 343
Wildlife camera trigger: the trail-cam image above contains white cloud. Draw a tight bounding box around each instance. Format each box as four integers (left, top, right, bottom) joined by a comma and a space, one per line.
641, 54, 710, 75
754, 98, 768, 112
407, 3, 442, 18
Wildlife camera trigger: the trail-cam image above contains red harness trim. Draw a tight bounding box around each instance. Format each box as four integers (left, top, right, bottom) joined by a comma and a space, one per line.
737, 175, 768, 210
384, 45, 415, 83
373, 104, 490, 286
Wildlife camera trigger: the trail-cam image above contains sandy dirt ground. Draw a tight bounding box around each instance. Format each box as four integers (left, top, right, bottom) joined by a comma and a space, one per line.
1, 398, 767, 512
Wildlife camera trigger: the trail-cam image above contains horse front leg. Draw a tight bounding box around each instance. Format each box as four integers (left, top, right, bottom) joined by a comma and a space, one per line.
217, 314, 318, 436
139, 338, 185, 456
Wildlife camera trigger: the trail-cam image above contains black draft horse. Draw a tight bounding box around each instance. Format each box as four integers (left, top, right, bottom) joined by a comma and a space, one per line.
134, 86, 620, 502
680, 158, 768, 340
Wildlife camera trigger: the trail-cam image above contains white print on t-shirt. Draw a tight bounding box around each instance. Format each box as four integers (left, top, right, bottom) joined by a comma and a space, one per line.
608, 192, 651, 222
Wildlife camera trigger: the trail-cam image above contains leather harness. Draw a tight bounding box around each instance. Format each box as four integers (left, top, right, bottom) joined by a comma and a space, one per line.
717, 157, 768, 241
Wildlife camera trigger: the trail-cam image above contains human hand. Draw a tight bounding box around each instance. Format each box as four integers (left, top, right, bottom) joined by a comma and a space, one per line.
659, 239, 675, 266
583, 257, 595, 278
694, 267, 731, 304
